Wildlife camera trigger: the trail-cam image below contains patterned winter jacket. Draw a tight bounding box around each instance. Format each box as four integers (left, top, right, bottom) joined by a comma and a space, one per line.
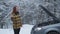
11, 13, 22, 29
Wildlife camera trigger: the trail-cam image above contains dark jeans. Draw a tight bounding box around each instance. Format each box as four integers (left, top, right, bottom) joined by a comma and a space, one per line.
13, 28, 20, 34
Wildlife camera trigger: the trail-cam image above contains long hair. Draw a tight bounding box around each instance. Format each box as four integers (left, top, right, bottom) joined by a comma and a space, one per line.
12, 6, 19, 15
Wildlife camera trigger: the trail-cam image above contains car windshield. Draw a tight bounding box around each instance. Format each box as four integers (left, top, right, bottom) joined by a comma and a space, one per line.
38, 20, 60, 27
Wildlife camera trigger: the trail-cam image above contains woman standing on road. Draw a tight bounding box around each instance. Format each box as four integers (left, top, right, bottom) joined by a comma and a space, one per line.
11, 6, 22, 34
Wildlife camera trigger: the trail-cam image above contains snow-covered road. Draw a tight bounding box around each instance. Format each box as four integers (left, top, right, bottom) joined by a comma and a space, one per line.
0, 24, 34, 34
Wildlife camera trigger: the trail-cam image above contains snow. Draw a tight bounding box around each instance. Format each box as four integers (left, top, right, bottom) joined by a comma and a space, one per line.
0, 24, 34, 34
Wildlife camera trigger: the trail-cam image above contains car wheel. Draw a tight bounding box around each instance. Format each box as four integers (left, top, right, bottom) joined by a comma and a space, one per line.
47, 31, 59, 34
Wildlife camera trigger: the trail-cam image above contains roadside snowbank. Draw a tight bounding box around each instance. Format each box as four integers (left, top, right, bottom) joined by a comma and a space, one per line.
0, 24, 34, 34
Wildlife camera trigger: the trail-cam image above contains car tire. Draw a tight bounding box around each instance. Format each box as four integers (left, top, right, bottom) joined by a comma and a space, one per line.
47, 31, 59, 34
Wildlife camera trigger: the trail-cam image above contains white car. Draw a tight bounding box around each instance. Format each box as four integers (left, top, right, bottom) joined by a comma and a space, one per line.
31, 5, 60, 34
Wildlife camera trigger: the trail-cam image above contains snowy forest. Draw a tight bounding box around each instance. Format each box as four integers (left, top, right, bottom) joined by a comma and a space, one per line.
0, 0, 60, 29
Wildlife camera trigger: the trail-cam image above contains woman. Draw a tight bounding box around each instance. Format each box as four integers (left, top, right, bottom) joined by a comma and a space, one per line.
11, 6, 22, 34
